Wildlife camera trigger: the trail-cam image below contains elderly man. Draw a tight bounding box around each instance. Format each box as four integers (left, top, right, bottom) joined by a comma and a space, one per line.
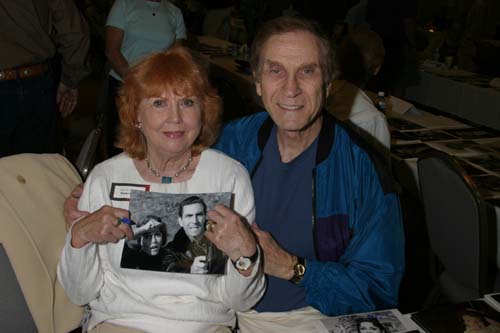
213, 16, 404, 331
64, 16, 404, 332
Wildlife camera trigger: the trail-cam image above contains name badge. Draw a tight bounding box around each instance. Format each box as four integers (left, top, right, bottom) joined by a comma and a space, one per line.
109, 183, 150, 201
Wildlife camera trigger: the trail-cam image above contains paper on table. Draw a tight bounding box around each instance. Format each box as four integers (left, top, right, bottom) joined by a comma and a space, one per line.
313, 309, 421, 333
389, 96, 415, 115
485, 293, 500, 312
401, 111, 469, 129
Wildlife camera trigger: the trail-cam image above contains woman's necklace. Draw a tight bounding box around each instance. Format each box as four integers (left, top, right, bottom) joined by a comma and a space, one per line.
145, 154, 193, 184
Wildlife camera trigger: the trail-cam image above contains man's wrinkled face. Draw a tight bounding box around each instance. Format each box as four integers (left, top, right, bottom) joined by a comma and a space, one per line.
254, 30, 328, 133
178, 203, 206, 239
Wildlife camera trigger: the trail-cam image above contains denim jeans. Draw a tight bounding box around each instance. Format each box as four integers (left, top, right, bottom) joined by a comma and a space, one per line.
0, 70, 58, 157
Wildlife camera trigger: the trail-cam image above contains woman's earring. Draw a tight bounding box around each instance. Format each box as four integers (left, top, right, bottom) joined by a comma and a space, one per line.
135, 122, 142, 130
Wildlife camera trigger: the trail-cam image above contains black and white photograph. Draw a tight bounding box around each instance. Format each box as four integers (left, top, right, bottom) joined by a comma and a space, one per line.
471, 175, 500, 198
314, 309, 416, 333
120, 190, 231, 275
406, 129, 457, 142
456, 159, 488, 176
426, 140, 493, 157
444, 128, 500, 140
387, 118, 424, 131
411, 300, 500, 333
391, 143, 437, 159
465, 154, 500, 174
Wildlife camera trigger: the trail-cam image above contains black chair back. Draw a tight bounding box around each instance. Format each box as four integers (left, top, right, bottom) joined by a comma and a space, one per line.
418, 152, 497, 302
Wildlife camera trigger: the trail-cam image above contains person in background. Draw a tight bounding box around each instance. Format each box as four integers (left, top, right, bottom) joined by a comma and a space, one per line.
0, 0, 90, 157
104, 0, 186, 156
345, 0, 370, 31
366, 0, 419, 97
58, 47, 264, 333
327, 29, 390, 150
457, 0, 500, 72
330, 21, 349, 53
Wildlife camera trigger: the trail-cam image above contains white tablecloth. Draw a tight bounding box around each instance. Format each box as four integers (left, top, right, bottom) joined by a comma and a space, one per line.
404, 70, 500, 131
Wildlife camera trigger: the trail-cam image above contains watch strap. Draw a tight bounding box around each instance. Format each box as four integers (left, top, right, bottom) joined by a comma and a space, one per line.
231, 248, 259, 270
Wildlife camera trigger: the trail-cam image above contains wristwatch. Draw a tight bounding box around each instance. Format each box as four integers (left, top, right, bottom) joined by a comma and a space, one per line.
232, 249, 259, 271
289, 256, 306, 284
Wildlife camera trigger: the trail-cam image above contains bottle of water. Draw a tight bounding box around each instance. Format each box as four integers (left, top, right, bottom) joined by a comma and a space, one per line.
375, 91, 387, 113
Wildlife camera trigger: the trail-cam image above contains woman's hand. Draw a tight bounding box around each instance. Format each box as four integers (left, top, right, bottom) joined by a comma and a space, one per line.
205, 205, 257, 262
70, 205, 134, 248
64, 183, 89, 229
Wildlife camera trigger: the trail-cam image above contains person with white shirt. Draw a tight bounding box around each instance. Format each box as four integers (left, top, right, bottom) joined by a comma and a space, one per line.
327, 28, 390, 149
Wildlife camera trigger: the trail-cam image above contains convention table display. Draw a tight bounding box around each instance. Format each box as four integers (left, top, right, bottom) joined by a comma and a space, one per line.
386, 99, 500, 268
404, 68, 500, 131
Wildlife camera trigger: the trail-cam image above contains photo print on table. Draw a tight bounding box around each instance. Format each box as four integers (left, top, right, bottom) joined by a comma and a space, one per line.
120, 190, 231, 275
465, 154, 500, 174
407, 129, 457, 142
391, 143, 438, 160
411, 299, 500, 333
470, 174, 500, 198
387, 117, 424, 131
315, 309, 417, 333
444, 128, 500, 140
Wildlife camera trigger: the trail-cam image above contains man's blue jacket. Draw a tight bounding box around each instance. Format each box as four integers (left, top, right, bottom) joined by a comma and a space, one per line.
214, 111, 405, 316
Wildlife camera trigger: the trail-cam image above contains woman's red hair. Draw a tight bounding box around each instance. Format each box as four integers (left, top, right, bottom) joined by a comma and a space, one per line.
115, 46, 222, 159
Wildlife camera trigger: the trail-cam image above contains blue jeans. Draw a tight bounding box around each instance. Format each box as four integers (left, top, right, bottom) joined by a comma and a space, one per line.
0, 70, 58, 157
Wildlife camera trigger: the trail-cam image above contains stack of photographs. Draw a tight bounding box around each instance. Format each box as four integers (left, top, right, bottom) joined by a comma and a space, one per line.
391, 143, 438, 160
391, 129, 456, 145
388, 118, 424, 131
426, 140, 494, 157
464, 154, 500, 174
443, 128, 500, 140
411, 300, 500, 333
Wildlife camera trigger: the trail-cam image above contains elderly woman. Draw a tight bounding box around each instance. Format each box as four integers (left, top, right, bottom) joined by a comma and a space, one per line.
57, 47, 264, 333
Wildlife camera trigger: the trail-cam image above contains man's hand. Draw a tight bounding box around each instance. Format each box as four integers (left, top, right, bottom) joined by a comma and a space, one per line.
252, 223, 295, 280
64, 184, 88, 229
205, 205, 257, 261
71, 205, 133, 248
57, 82, 78, 117
190, 255, 209, 274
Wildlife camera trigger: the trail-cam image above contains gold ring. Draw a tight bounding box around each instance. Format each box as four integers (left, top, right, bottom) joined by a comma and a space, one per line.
206, 220, 217, 232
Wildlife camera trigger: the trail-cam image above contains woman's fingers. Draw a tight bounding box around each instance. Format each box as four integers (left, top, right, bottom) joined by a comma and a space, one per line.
71, 205, 132, 248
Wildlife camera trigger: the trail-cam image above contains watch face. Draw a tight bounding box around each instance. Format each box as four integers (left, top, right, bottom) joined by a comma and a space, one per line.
295, 263, 306, 276
235, 257, 252, 270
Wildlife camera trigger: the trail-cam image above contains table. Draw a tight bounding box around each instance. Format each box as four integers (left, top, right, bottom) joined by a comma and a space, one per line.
404, 69, 500, 131
387, 100, 500, 267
